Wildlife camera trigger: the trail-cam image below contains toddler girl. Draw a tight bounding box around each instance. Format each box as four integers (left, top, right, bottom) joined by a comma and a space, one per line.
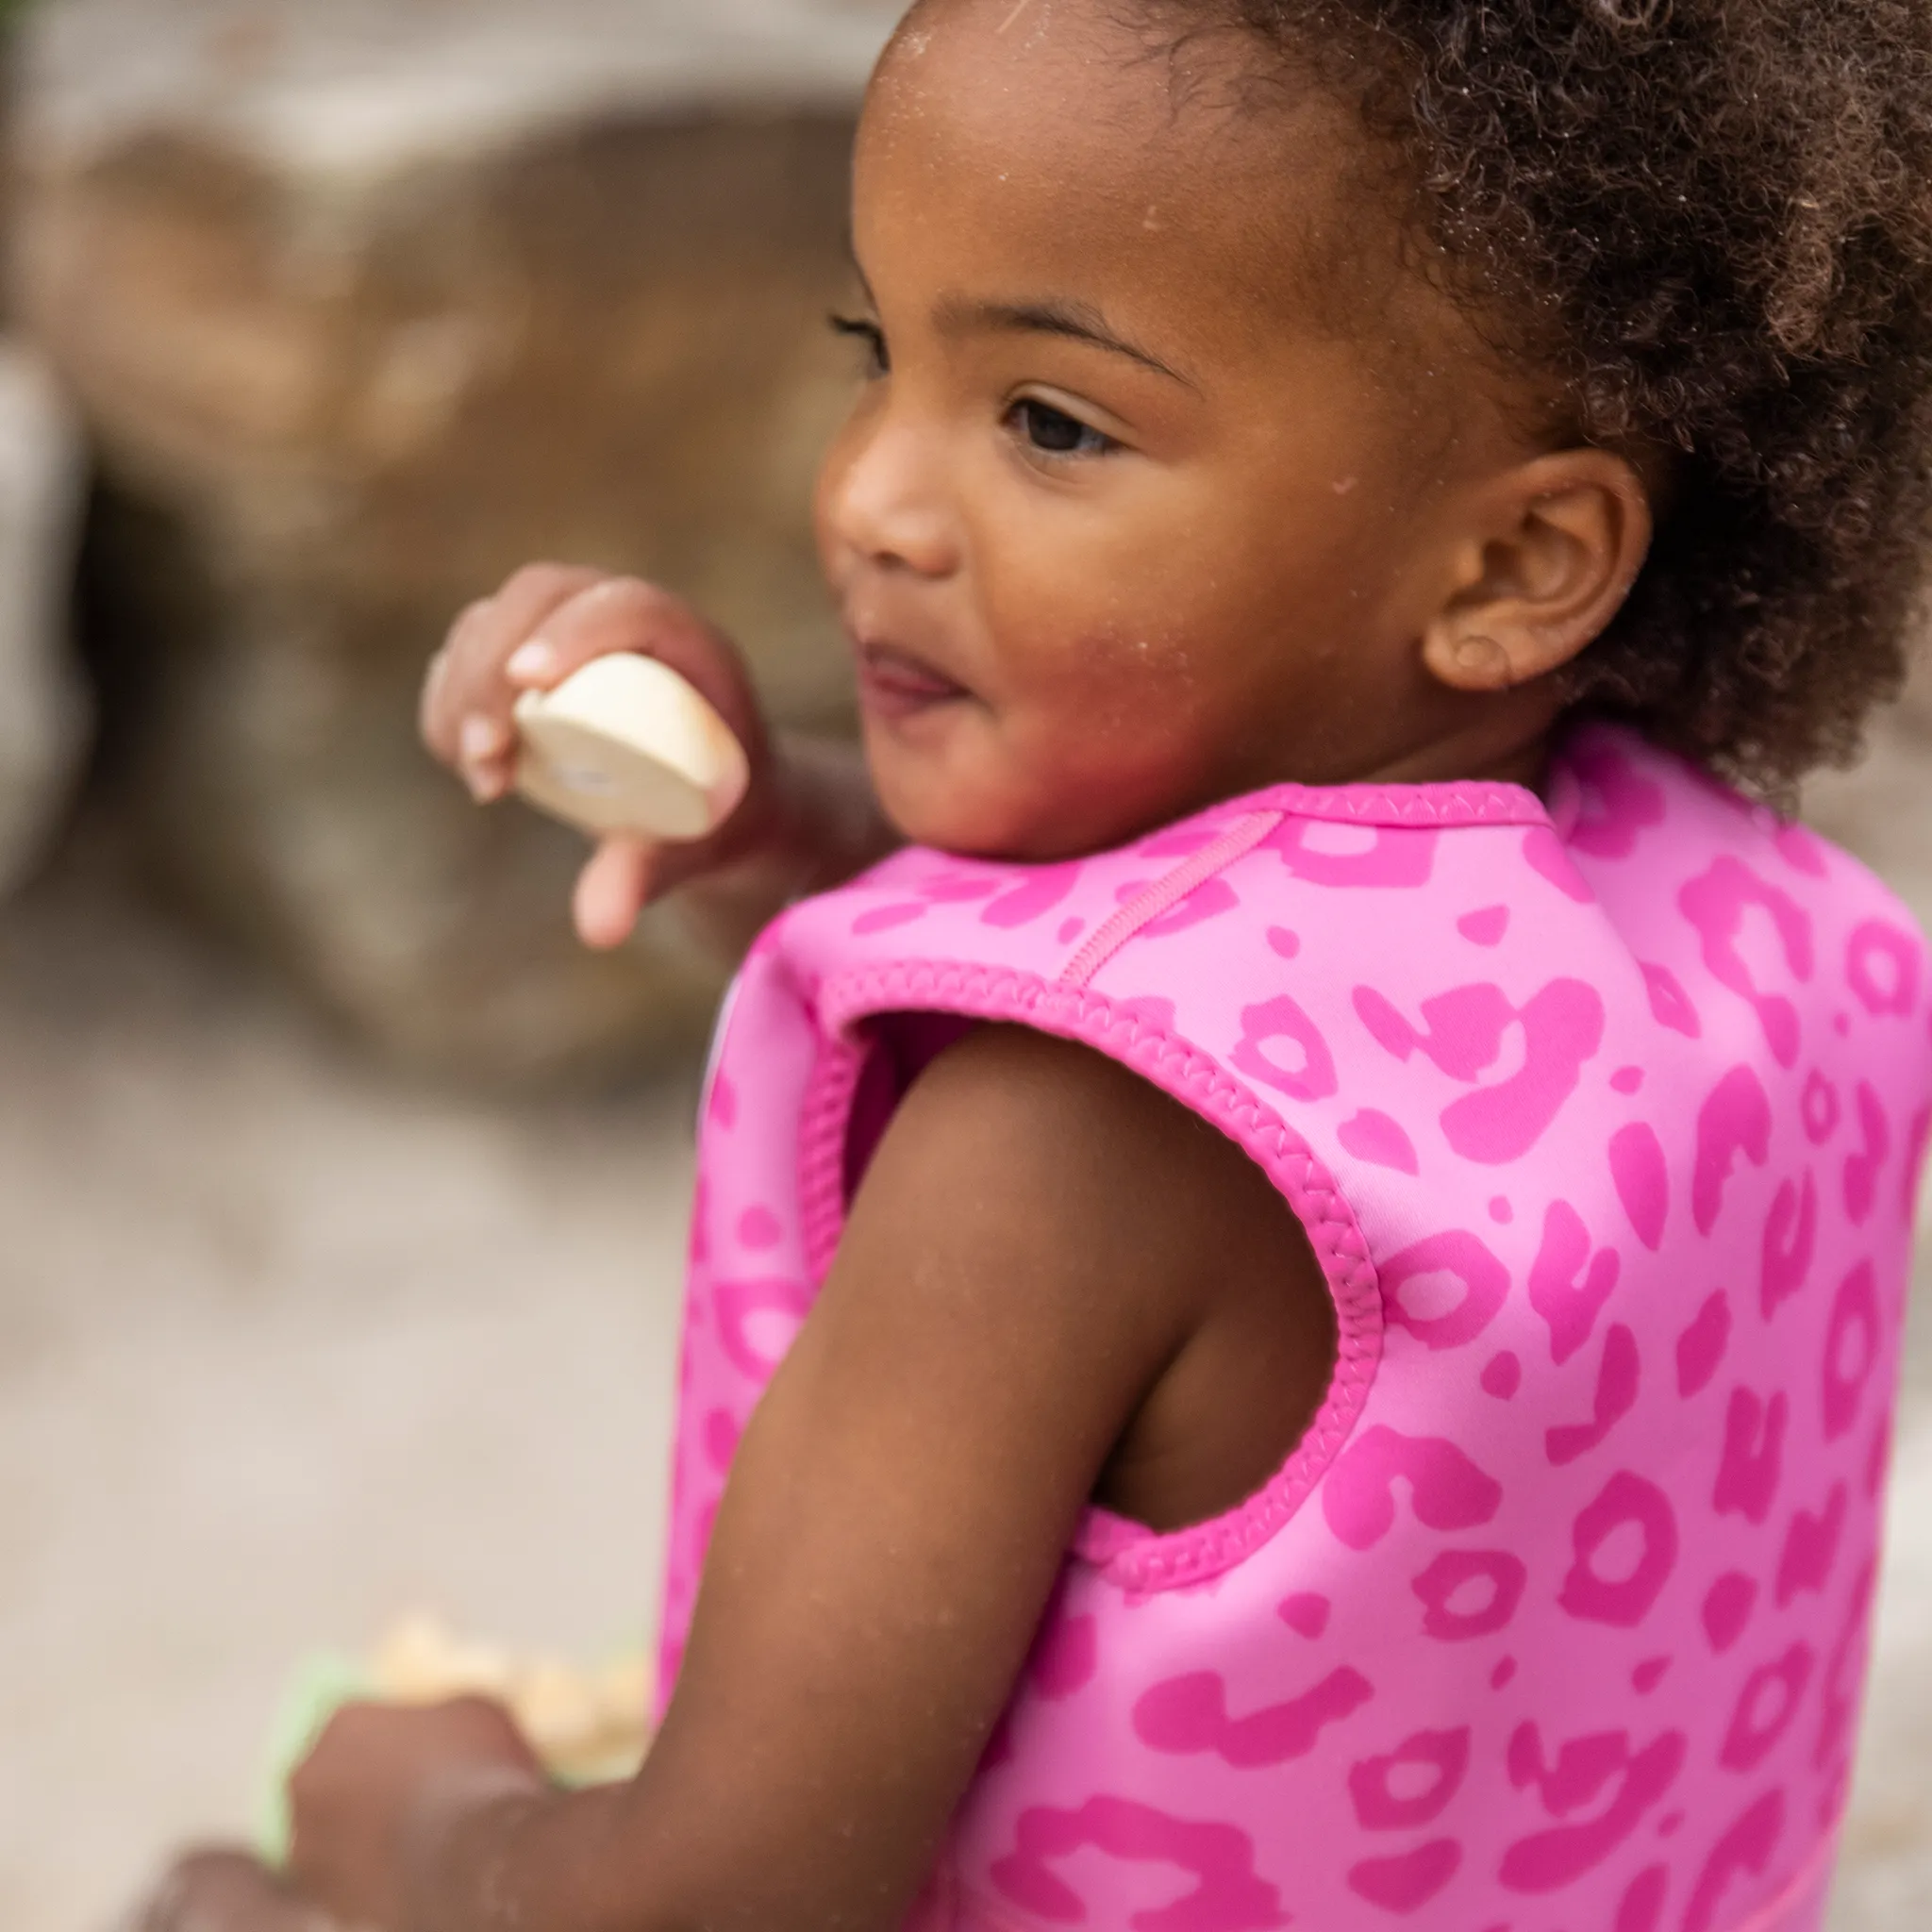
150, 2, 1932, 1928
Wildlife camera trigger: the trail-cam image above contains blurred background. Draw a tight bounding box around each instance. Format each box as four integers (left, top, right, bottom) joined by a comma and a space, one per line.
0, 0, 1928, 1925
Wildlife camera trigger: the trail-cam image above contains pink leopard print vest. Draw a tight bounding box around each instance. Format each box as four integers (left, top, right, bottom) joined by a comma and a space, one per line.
658, 724, 1932, 1932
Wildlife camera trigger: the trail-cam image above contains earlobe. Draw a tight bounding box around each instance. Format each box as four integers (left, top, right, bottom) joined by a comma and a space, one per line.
1422, 449, 1654, 697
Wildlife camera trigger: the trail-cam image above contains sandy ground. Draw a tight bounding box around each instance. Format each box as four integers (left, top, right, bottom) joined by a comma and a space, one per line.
2, 740, 1931, 1929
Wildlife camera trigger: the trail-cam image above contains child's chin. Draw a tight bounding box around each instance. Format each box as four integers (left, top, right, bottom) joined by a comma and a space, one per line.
871, 761, 1034, 863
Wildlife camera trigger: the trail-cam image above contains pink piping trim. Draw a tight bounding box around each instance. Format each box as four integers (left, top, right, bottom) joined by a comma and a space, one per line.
1060, 809, 1283, 991
1218, 775, 1545, 829
798, 959, 1384, 1595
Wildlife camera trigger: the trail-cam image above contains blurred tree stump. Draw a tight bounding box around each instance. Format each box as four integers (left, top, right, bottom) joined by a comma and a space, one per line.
12, 0, 897, 1082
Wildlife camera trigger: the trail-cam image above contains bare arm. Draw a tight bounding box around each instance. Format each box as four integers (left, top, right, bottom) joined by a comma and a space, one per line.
286, 1027, 1334, 1932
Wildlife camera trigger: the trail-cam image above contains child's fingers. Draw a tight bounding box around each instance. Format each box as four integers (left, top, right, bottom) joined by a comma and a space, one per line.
132, 1850, 329, 1932
503, 577, 768, 758
573, 836, 661, 950
423, 563, 606, 767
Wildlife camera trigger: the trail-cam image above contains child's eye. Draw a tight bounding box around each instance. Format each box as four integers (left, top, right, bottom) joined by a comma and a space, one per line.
829, 313, 889, 378
1010, 398, 1116, 459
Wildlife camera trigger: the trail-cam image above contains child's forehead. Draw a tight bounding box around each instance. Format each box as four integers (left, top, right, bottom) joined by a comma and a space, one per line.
860, 0, 1384, 324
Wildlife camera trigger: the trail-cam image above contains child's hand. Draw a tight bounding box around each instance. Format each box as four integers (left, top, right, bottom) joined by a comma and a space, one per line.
421, 567, 780, 949
286, 1696, 546, 1932
131, 1850, 334, 1932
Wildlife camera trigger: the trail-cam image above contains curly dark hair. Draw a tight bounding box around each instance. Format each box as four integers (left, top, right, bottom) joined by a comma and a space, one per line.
1171, 0, 1932, 791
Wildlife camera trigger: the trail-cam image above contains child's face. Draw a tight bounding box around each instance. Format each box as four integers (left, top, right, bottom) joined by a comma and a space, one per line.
816, 0, 1556, 859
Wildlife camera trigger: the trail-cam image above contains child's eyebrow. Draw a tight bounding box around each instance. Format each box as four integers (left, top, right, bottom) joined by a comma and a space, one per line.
936, 295, 1197, 389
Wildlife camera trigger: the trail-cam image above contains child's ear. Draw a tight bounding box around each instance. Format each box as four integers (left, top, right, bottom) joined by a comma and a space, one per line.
1421, 448, 1654, 695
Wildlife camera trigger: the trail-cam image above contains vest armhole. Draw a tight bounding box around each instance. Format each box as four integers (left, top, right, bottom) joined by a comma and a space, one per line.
805, 958, 1385, 1595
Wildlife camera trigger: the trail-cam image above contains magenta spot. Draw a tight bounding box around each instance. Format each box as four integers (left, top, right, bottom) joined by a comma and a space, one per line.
1816, 1560, 1877, 1774
1488, 1195, 1513, 1224
1609, 1123, 1670, 1250
708, 1071, 738, 1129
1559, 1472, 1679, 1628
1721, 1641, 1816, 1771
1266, 926, 1302, 960
1676, 1291, 1731, 1397
915, 869, 999, 903
1679, 857, 1814, 1067
1324, 1425, 1503, 1551
1846, 918, 1922, 1016
1569, 739, 1669, 857
1867, 1416, 1893, 1500
1231, 994, 1339, 1102
1458, 905, 1510, 945
1491, 1657, 1518, 1690
1693, 1064, 1773, 1235
982, 863, 1084, 929
1346, 1840, 1462, 1913
1632, 1657, 1671, 1694
736, 1205, 782, 1252
1641, 959, 1703, 1038
1276, 1592, 1330, 1640
853, 901, 929, 936
1349, 1726, 1470, 1829
1446, 983, 1606, 1163
1617, 1863, 1670, 1932
1760, 1172, 1818, 1320
1546, 1324, 1641, 1466
1269, 817, 1440, 889
1481, 1351, 1523, 1399
1057, 916, 1086, 946
1357, 977, 1607, 1163
702, 1407, 741, 1474
1380, 1229, 1509, 1349
1823, 1261, 1881, 1441
1660, 1812, 1685, 1839
1133, 1666, 1374, 1768
1682, 1790, 1786, 1932
1776, 822, 1830, 876
1702, 1574, 1757, 1654
1524, 824, 1595, 902
1500, 1725, 1687, 1892
1612, 1065, 1646, 1094
1338, 1108, 1421, 1175
1713, 1386, 1788, 1526
1844, 1082, 1891, 1224
1029, 1613, 1099, 1701
1412, 1549, 1528, 1641
1803, 1071, 1841, 1144
1529, 1200, 1621, 1365
713, 1277, 812, 1380
991, 1796, 1286, 1932
1777, 1483, 1848, 1607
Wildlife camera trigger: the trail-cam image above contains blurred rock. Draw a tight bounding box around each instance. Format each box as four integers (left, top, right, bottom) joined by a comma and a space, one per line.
13, 0, 899, 1080
0, 340, 88, 901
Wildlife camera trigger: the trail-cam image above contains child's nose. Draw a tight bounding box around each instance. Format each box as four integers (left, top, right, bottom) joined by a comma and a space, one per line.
822, 415, 961, 581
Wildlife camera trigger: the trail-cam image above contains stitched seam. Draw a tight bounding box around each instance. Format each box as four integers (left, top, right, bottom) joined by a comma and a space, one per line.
1235, 779, 1546, 828
817, 959, 1385, 1594
1060, 810, 1283, 991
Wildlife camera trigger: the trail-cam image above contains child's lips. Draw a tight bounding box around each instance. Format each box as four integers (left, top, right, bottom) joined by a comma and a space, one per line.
855, 642, 972, 721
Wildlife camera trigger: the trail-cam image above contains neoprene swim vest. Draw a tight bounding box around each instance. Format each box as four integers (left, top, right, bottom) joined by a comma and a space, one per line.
658, 724, 1932, 1932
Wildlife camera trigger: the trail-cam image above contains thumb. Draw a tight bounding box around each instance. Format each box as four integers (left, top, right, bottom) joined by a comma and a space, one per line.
574, 837, 661, 950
